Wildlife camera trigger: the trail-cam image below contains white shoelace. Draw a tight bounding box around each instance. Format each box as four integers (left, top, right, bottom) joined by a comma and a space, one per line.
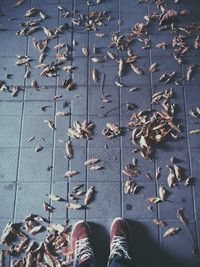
75, 237, 94, 261
109, 235, 131, 260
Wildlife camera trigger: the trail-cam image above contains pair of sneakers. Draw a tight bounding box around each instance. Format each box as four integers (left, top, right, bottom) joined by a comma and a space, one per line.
71, 217, 131, 266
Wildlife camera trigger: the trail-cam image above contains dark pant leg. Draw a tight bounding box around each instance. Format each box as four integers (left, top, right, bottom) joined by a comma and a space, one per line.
73, 258, 96, 267
108, 255, 133, 267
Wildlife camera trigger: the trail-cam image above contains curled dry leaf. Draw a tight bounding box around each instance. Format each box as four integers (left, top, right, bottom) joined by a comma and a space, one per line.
189, 129, 200, 135
102, 122, 122, 139
82, 47, 88, 56
92, 69, 98, 83
124, 178, 138, 194
49, 193, 62, 201
43, 202, 54, 213
90, 165, 103, 170
16, 55, 31, 65
118, 59, 124, 77
84, 158, 99, 166
31, 79, 38, 89
66, 203, 82, 210
155, 167, 161, 179
177, 208, 186, 224
173, 164, 183, 181
163, 227, 180, 238
186, 65, 196, 81
147, 197, 162, 203
149, 63, 158, 72
159, 185, 166, 201
167, 166, 177, 188
68, 120, 95, 139
84, 186, 95, 205
185, 177, 193, 186
64, 170, 78, 178
66, 141, 73, 159
12, 86, 20, 97
35, 145, 43, 152
153, 219, 166, 227
122, 164, 141, 177
32, 37, 48, 53
44, 120, 56, 130
130, 64, 143, 75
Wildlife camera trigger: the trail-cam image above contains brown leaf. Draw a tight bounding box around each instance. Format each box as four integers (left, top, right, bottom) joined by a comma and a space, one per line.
118, 59, 124, 77
84, 158, 99, 166
90, 165, 103, 170
155, 167, 161, 179
66, 141, 73, 159
149, 63, 158, 72
84, 186, 95, 205
130, 64, 143, 75
153, 219, 166, 227
163, 227, 180, 237
177, 208, 186, 224
124, 178, 138, 194
44, 120, 56, 130
122, 164, 141, 177
174, 164, 183, 181
49, 194, 62, 201
82, 47, 89, 57
35, 145, 43, 152
66, 203, 82, 210
147, 197, 162, 203
64, 170, 78, 178
159, 185, 166, 201
186, 64, 196, 81
92, 69, 98, 83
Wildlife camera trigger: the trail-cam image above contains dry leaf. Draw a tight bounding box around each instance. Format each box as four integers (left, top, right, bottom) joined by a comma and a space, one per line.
147, 197, 161, 203
49, 194, 62, 201
163, 227, 180, 237
44, 120, 56, 130
84, 158, 99, 166
149, 63, 158, 72
84, 186, 95, 205
66, 141, 73, 159
159, 185, 166, 201
124, 178, 138, 194
82, 47, 88, 56
64, 170, 78, 178
177, 208, 186, 224
153, 219, 166, 227
66, 203, 82, 210
122, 164, 141, 177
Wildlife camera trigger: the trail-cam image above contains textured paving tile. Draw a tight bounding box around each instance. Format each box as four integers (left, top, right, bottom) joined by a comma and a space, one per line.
18, 147, 53, 182
21, 115, 54, 147
193, 183, 200, 220
123, 182, 157, 219
53, 146, 86, 182
155, 147, 190, 183
121, 147, 155, 182
0, 182, 15, 219
24, 87, 56, 100
15, 182, 51, 219
160, 220, 199, 267
190, 148, 200, 183
0, 116, 21, 147
0, 101, 23, 115
0, 31, 27, 57
88, 85, 120, 116
158, 183, 194, 220
0, 147, 19, 182
51, 181, 68, 220
0, 57, 25, 86
87, 181, 121, 220
24, 100, 55, 115
87, 147, 120, 182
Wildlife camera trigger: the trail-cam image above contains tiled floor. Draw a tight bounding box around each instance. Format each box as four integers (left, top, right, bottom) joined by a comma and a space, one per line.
0, 0, 200, 266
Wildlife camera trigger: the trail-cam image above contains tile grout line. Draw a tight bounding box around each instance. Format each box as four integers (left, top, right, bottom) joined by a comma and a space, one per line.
85, 2, 90, 222
68, 0, 75, 221
148, 1, 160, 247
49, 0, 62, 224
118, 0, 123, 219
12, 0, 32, 224
181, 63, 200, 257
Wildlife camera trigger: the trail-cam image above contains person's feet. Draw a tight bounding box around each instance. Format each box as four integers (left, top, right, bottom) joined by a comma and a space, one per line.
109, 217, 131, 260
71, 220, 95, 264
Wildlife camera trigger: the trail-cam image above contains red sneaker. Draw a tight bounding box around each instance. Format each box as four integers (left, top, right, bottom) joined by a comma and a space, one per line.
109, 217, 132, 260
71, 220, 95, 264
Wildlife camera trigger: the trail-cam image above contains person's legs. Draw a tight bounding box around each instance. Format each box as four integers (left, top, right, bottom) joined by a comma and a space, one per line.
71, 221, 96, 267
107, 218, 133, 267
